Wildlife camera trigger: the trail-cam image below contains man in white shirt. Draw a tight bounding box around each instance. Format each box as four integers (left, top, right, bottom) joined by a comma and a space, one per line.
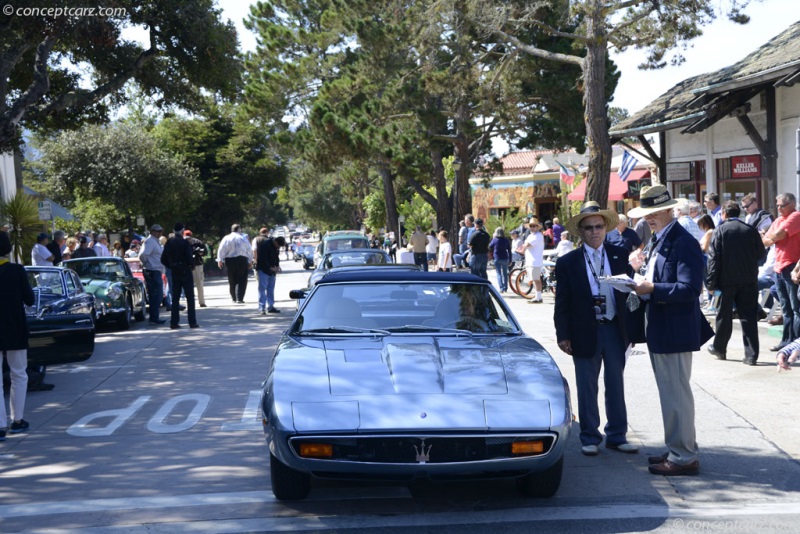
94, 233, 110, 256
31, 233, 54, 266
217, 223, 253, 303
521, 219, 544, 302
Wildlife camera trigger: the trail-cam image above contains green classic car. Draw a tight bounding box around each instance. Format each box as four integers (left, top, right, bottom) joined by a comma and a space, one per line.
25, 266, 96, 366
63, 257, 147, 330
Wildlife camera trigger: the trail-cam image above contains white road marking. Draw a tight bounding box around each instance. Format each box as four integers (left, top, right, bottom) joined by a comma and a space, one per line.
66, 396, 150, 437
220, 390, 262, 431
63, 365, 136, 373
147, 393, 210, 433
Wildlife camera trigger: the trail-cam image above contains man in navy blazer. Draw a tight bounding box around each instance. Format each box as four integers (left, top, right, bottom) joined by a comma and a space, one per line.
629, 186, 714, 477
554, 202, 638, 457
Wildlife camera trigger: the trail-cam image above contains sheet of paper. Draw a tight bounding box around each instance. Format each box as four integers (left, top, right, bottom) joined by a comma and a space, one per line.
600, 274, 637, 293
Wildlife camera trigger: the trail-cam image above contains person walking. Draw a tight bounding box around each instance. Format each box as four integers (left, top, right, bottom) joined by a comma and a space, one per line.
253, 229, 285, 315
139, 224, 166, 325
184, 230, 208, 308
488, 227, 512, 292
554, 201, 637, 457
604, 214, 642, 252
0, 231, 35, 438
741, 193, 772, 233
706, 201, 765, 364
161, 223, 198, 329
409, 226, 429, 272
762, 193, 800, 352
216, 224, 253, 304
467, 218, 491, 279
521, 218, 545, 303
629, 185, 714, 476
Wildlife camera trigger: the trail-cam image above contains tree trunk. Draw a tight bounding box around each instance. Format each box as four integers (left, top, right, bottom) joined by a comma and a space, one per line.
430, 146, 450, 232
378, 163, 399, 238
582, 2, 612, 207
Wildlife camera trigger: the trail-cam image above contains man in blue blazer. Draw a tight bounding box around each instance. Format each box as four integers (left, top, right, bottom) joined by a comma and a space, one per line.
629, 186, 714, 476
554, 202, 638, 456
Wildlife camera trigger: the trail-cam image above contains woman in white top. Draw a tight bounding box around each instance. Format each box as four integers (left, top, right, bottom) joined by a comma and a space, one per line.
437, 230, 452, 272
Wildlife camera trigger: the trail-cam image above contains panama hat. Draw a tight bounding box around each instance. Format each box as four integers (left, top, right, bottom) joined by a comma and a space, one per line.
628, 185, 680, 218
565, 201, 619, 235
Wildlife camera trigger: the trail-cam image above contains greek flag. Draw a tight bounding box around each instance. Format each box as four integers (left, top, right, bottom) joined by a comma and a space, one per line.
618, 150, 638, 181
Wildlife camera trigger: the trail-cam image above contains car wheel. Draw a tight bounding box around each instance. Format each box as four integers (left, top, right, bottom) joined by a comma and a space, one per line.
515, 456, 563, 498
134, 301, 146, 322
118, 297, 133, 330
270, 452, 311, 500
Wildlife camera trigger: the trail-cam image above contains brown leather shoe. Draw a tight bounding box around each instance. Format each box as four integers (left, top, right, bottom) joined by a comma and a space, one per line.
648, 452, 669, 465
648, 459, 699, 476
768, 315, 784, 326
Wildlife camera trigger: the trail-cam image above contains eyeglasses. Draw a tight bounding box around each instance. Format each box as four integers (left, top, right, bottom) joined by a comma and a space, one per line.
742, 202, 753, 209
581, 224, 605, 232
777, 203, 791, 208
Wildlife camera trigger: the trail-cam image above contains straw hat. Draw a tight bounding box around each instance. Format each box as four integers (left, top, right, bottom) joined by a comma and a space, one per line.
528, 217, 542, 229
565, 201, 619, 235
628, 185, 679, 218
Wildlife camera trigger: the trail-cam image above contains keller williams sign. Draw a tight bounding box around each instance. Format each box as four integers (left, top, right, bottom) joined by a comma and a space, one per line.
730, 155, 762, 178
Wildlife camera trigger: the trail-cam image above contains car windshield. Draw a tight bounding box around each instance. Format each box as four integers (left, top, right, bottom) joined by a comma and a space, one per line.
27, 270, 65, 296
325, 238, 368, 252
321, 251, 389, 269
293, 282, 518, 334
68, 260, 127, 279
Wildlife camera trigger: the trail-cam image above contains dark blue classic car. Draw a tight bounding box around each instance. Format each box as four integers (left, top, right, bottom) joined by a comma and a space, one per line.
25, 266, 96, 366
264, 271, 572, 500
63, 257, 147, 329
293, 243, 316, 270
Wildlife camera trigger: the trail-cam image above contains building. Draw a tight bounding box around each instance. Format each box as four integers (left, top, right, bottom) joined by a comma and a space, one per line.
609, 20, 800, 209
470, 147, 653, 221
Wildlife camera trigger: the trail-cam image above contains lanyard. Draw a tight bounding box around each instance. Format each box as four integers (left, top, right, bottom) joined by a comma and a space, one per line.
583, 246, 605, 285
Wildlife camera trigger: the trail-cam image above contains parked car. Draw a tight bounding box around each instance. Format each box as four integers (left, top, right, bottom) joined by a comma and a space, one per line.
263, 270, 572, 500
293, 243, 316, 270
313, 230, 370, 267
125, 257, 168, 306
24, 266, 96, 366
63, 257, 147, 329
306, 248, 392, 288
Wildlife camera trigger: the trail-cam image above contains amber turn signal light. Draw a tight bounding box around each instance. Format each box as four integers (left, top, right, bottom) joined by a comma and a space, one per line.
511, 441, 544, 455
299, 443, 334, 458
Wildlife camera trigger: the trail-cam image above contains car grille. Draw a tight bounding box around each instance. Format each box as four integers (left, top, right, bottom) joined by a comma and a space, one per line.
289, 434, 556, 464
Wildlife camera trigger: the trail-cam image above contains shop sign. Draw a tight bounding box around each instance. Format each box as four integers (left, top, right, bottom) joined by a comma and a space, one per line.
627, 179, 652, 198
730, 155, 761, 178
666, 162, 692, 182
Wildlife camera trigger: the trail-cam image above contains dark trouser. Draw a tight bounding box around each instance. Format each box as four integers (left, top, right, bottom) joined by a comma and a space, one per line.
775, 265, 800, 345
171, 269, 196, 326
713, 282, 759, 361
144, 269, 163, 321
469, 253, 488, 279
413, 252, 428, 271
573, 321, 628, 447
225, 256, 249, 302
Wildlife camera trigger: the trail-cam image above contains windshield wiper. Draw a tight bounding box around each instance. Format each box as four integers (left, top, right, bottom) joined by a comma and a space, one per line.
297, 326, 390, 335
384, 325, 473, 335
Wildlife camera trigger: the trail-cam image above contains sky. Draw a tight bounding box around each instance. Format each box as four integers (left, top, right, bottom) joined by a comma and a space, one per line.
220, 1, 800, 151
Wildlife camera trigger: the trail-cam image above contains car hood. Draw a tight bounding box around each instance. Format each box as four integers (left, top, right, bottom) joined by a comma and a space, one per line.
272, 336, 568, 432
80, 278, 115, 294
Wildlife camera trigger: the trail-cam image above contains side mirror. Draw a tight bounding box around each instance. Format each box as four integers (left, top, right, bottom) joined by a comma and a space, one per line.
289, 289, 307, 300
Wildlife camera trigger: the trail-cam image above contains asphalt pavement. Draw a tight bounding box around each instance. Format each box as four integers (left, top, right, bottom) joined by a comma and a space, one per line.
1, 257, 800, 533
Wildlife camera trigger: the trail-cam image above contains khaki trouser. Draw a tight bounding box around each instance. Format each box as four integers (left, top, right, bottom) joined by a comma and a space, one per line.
649, 351, 698, 465
192, 266, 205, 306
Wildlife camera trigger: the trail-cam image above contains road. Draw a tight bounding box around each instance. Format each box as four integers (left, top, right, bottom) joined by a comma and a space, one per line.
2, 256, 800, 533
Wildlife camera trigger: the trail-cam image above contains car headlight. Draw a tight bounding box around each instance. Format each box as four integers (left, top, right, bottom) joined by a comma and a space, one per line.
106, 285, 122, 300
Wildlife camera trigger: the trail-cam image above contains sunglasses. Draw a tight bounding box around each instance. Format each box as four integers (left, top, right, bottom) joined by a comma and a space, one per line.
581, 224, 605, 232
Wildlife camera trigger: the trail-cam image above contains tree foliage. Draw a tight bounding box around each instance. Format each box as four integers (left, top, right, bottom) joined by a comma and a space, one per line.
0, 190, 40, 264
36, 123, 202, 230
479, 0, 752, 205
152, 108, 288, 237
0, 0, 242, 150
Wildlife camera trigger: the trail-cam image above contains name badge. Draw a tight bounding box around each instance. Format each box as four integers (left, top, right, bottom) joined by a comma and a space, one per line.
593, 294, 607, 321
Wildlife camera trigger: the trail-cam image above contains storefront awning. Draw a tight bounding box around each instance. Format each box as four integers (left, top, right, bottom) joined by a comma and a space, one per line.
567, 170, 650, 201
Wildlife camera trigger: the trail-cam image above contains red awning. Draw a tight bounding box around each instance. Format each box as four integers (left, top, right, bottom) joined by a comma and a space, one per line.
567, 170, 650, 201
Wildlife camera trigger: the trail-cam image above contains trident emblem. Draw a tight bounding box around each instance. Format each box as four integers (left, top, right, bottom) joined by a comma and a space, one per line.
413, 439, 432, 464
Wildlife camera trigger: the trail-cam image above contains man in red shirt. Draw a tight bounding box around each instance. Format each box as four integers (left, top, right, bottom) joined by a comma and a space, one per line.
762, 193, 800, 351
